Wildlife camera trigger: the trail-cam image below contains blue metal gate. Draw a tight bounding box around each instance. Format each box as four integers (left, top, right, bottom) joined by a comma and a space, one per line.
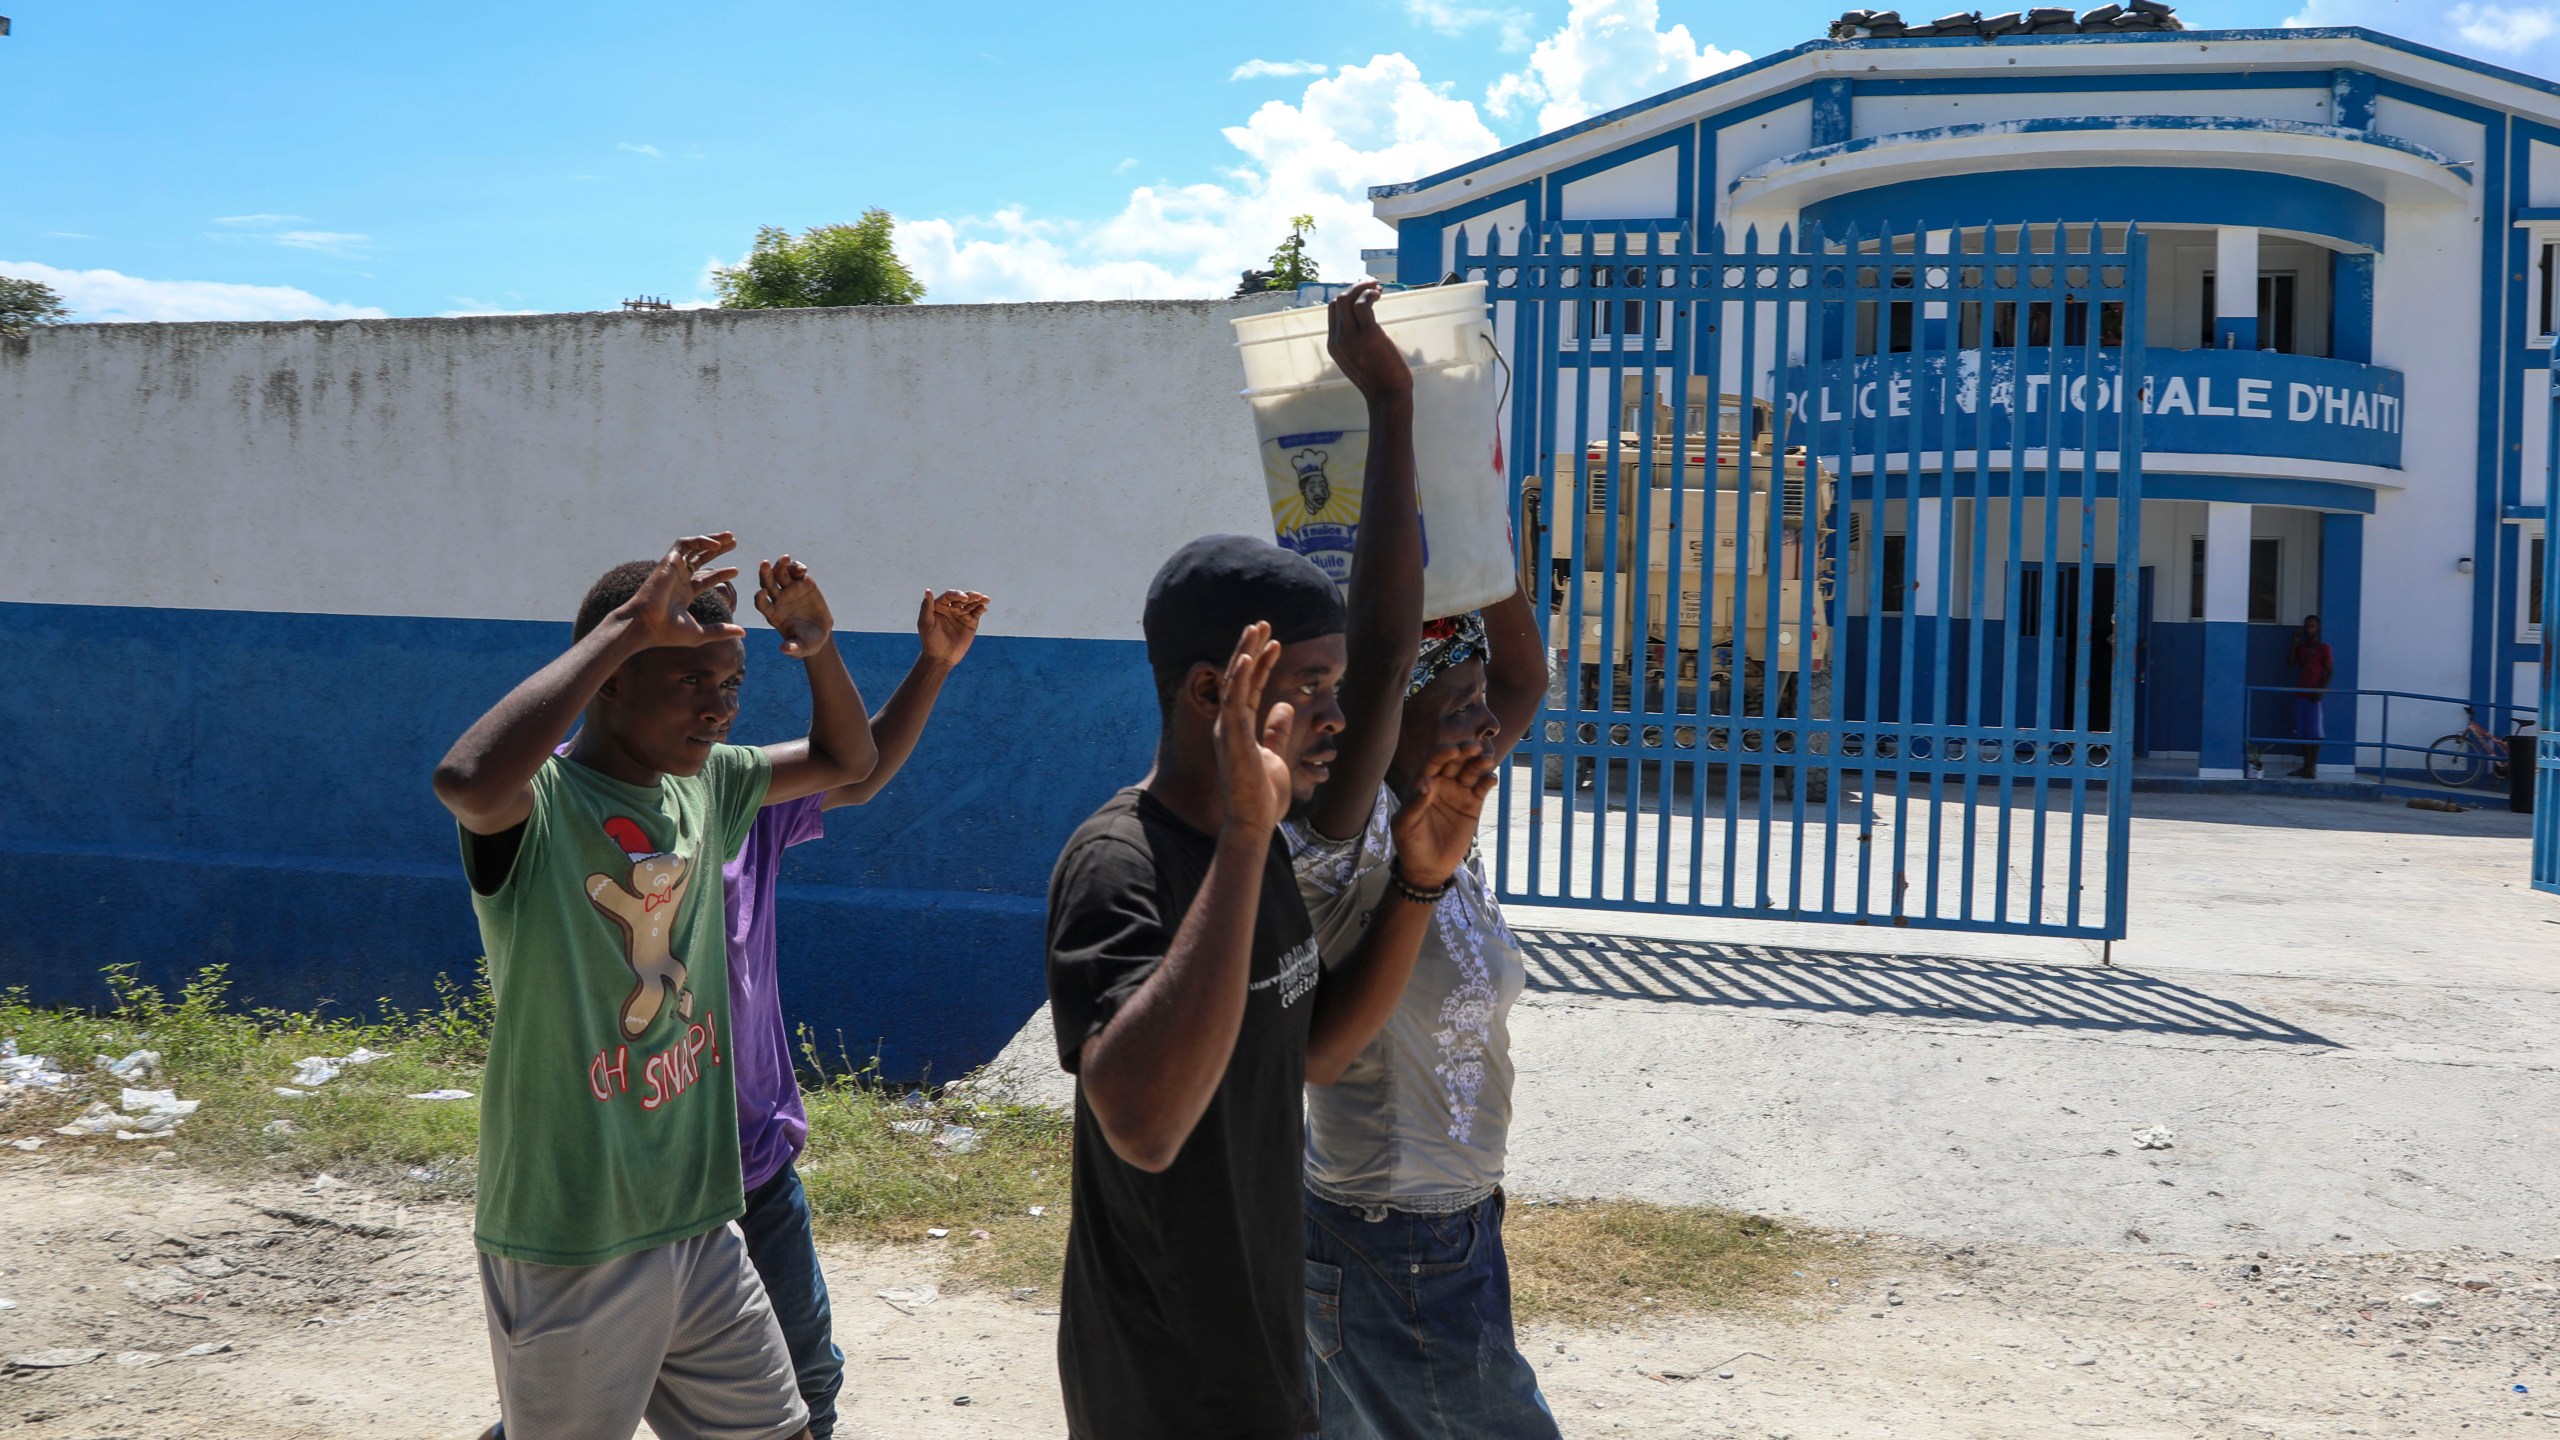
1460, 221, 2148, 938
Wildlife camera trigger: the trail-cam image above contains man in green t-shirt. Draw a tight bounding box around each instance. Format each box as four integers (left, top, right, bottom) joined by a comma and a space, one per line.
434, 533, 878, 1440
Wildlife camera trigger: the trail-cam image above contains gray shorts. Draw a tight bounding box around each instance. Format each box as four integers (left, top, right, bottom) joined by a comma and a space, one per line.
480, 1222, 808, 1440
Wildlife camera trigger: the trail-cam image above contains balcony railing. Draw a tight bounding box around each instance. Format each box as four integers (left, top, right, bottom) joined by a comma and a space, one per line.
1778, 348, 2404, 470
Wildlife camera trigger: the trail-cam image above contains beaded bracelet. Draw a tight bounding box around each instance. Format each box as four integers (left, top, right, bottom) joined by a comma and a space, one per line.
1387, 864, 1451, 906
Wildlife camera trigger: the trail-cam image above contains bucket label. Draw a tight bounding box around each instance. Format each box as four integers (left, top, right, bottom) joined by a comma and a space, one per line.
1265, 428, 1368, 583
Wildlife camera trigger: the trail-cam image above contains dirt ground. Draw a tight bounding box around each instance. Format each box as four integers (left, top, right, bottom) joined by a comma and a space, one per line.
2, 1155, 2554, 1440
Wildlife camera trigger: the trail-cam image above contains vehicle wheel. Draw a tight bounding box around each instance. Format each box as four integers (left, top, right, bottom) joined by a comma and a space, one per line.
2426, 735, 2484, 789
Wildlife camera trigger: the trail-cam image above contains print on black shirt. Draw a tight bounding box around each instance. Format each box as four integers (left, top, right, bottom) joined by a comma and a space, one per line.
1046, 787, 1322, 1440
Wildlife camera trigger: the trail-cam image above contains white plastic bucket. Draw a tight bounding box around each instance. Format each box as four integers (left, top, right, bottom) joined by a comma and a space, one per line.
1233, 282, 1516, 619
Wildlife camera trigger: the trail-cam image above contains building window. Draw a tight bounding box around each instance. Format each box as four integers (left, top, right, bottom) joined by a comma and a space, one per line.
2526, 529, 2547, 644
2201, 273, 2298, 353
2189, 535, 2206, 621
2541, 243, 2559, 344
1879, 532, 1907, 614
1573, 265, 1665, 347
2248, 537, 2281, 624
1983, 300, 2122, 350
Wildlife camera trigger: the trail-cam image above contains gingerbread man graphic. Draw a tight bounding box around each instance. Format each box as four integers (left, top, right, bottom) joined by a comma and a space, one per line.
587, 816, 696, 1040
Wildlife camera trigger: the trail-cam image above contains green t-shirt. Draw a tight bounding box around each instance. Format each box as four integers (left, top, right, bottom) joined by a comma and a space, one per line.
464, 746, 773, 1265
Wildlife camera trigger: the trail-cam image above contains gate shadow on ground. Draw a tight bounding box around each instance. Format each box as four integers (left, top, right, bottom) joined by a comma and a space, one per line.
1515, 930, 2337, 1045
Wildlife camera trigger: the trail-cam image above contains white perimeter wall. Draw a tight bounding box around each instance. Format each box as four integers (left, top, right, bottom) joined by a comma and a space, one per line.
0, 299, 1291, 639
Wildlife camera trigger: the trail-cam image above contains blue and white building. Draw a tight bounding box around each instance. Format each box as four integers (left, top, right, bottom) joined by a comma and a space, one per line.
1363, 22, 2556, 778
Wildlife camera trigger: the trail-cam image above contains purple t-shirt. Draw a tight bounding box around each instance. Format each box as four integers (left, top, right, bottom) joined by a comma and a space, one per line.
725, 793, 827, 1192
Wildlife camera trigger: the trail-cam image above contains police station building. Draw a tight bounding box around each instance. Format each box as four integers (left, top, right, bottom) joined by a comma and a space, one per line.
1363, 20, 2555, 784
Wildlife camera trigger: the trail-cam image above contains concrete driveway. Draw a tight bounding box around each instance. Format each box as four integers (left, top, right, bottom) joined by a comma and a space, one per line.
1497, 791, 2560, 1255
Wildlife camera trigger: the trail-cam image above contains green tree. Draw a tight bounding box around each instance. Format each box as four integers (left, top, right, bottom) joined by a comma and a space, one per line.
1267, 214, 1319, 289
712, 211, 925, 309
0, 274, 70, 334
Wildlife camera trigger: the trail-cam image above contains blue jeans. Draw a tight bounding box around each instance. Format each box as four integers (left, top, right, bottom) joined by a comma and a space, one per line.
488, 1164, 842, 1440
1302, 1188, 1562, 1440
737, 1164, 844, 1440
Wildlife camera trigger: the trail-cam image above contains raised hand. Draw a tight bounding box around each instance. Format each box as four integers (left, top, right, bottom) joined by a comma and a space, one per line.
754, 554, 837, 659
917, 589, 990, 667
619, 534, 748, 648
1214, 622, 1293, 835
1326, 280, 1413, 407
1387, 743, 1499, 889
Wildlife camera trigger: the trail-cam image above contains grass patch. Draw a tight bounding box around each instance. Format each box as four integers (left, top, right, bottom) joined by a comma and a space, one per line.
5, 967, 1840, 1325
796, 1078, 1072, 1296
1506, 1198, 1862, 1326
0, 964, 488, 1194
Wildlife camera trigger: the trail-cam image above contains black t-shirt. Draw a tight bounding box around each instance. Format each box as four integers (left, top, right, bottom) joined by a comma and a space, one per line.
1046, 786, 1324, 1440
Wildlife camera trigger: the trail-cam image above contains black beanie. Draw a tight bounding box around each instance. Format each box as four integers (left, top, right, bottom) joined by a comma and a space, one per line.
1143, 535, 1346, 688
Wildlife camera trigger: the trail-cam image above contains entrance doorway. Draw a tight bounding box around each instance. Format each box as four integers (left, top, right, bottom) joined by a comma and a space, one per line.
2019, 563, 2119, 733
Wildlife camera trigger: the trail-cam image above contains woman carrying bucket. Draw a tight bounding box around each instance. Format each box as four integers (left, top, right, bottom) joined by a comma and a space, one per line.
1248, 281, 1562, 1439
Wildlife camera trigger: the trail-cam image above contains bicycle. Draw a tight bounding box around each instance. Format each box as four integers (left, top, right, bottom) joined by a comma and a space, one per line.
2424, 705, 2524, 789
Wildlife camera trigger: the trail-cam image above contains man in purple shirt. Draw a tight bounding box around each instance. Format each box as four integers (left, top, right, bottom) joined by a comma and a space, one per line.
488, 586, 988, 1440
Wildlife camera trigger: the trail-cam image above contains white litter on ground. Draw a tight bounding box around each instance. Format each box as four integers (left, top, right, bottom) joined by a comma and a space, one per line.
2132, 1125, 2177, 1150
877, 1284, 941, 1314
0, 1042, 68, 1093
932, 1124, 982, 1154
889, 1118, 934, 1136
288, 1047, 389, 1088
405, 1089, 473, 1101
52, 1102, 122, 1137
94, 1050, 161, 1081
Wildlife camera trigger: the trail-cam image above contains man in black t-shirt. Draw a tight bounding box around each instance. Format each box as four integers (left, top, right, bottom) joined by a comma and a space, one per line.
1046, 287, 1501, 1440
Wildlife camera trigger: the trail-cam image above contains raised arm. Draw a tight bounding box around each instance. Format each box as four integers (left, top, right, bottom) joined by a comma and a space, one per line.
433, 534, 744, 835
753, 555, 882, 804
1305, 282, 1424, 841
1481, 581, 1548, 762
824, 590, 989, 810
1079, 625, 1293, 1173
1306, 744, 1498, 1083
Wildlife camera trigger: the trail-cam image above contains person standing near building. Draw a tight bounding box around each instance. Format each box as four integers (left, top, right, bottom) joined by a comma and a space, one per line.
2288, 613, 2333, 780
1044, 285, 1497, 1438
480, 584, 991, 1440
1284, 586, 1553, 1440
436, 535, 879, 1440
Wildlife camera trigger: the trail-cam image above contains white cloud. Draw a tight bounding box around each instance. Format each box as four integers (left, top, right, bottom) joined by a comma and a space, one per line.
1485, 0, 1748, 134
2286, 0, 2560, 66
1114, 156, 1139, 173
618, 142, 661, 157
207, 214, 372, 256
1231, 59, 1328, 80
2453, 3, 2560, 51
891, 2, 1744, 302
0, 259, 386, 323
441, 297, 547, 317
1408, 0, 1535, 50
899, 53, 1500, 302
273, 230, 373, 256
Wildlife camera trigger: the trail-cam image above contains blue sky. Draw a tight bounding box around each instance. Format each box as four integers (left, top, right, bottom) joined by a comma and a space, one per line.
3, 0, 2549, 320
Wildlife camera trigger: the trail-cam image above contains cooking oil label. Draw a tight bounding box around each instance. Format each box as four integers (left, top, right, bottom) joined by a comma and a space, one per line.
1265, 428, 1368, 583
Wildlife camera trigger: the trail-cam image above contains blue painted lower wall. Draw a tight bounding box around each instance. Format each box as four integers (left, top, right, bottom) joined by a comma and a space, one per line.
2, 601, 1153, 1079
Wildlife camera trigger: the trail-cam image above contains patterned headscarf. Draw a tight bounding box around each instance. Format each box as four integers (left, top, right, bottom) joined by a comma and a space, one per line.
1408, 610, 1489, 698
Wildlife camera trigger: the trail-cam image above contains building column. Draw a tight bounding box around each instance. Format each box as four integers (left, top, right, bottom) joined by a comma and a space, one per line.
2318, 513, 2363, 772
2215, 226, 2260, 351
1909, 492, 1944, 720
2200, 501, 2254, 777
